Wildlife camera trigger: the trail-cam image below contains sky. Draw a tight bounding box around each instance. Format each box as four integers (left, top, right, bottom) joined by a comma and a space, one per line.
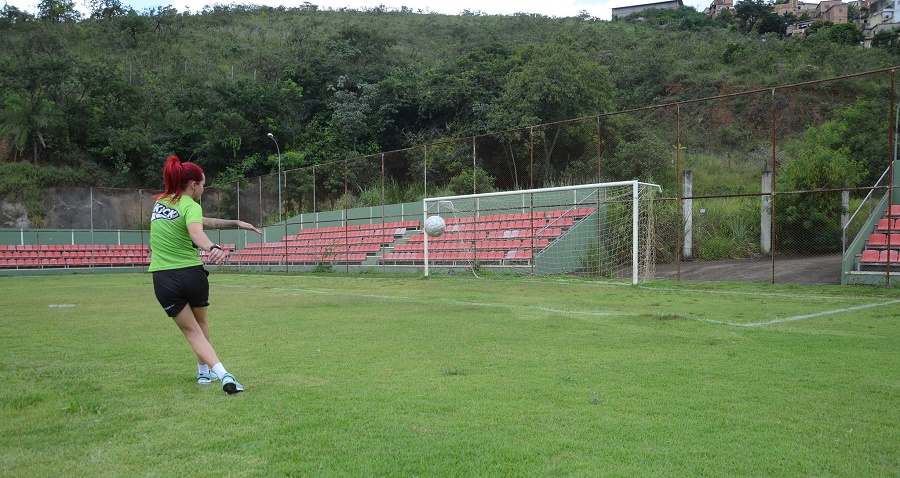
3, 0, 712, 22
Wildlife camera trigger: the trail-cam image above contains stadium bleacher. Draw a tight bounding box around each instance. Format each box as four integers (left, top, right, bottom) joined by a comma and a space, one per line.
0, 207, 595, 269
857, 206, 900, 270
379, 207, 594, 267
0, 243, 152, 268
0, 243, 233, 269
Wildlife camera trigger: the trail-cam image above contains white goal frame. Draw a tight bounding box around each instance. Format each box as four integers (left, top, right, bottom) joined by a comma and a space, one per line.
423, 180, 661, 284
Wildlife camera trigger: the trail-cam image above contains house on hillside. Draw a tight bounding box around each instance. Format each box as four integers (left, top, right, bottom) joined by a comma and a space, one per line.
777, 0, 849, 36
709, 0, 848, 24
706, 0, 733, 18
772, 0, 847, 21
705, 0, 849, 37
612, 0, 685, 18
773, 0, 816, 16
866, 0, 894, 25
705, 0, 893, 45
861, 0, 899, 47
816, 0, 850, 22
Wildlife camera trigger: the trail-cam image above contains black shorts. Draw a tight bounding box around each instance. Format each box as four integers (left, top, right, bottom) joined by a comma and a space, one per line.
152, 265, 210, 317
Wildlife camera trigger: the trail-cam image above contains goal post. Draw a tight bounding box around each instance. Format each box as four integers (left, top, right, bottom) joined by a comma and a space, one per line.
422, 181, 661, 283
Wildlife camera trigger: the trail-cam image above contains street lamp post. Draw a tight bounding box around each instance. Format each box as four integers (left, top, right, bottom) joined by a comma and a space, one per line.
267, 132, 282, 224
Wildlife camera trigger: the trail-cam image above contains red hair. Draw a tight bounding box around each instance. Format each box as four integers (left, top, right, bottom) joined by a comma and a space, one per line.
155, 155, 204, 203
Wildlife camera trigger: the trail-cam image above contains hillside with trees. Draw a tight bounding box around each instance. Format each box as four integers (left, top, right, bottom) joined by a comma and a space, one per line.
0, 1, 898, 191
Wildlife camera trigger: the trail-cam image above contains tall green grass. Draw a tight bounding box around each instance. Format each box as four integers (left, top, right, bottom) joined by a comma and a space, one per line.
1, 273, 898, 476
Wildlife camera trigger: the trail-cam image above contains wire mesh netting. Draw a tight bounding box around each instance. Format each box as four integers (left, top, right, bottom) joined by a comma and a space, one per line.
2, 69, 899, 285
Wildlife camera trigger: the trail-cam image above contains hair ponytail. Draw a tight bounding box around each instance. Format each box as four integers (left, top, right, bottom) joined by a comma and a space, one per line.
155, 155, 205, 203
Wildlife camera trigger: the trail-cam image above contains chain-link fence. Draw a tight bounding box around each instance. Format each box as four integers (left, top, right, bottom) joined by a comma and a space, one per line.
2, 68, 899, 285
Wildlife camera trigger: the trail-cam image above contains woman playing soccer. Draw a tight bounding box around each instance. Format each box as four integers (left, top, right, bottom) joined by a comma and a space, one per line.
149, 155, 261, 394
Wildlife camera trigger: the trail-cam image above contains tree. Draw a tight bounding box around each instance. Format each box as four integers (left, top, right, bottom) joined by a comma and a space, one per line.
0, 5, 33, 25
776, 116, 866, 253
487, 43, 615, 187
0, 4, 896, 191
416, 47, 513, 139
815, 100, 890, 185
329, 79, 379, 157
803, 20, 832, 36
847, 3, 861, 21
734, 0, 773, 32
0, 93, 55, 163
714, 8, 735, 27
447, 166, 495, 195
756, 12, 786, 35
37, 0, 81, 23
622, 6, 711, 31
87, 0, 125, 20
489, 44, 614, 128
827, 23, 864, 45
117, 10, 152, 48
608, 132, 672, 184
871, 29, 900, 54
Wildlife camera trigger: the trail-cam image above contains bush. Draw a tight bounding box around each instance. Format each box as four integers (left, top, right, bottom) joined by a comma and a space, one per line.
697, 236, 738, 260
697, 200, 761, 259
775, 119, 865, 253
448, 167, 495, 196
580, 239, 616, 277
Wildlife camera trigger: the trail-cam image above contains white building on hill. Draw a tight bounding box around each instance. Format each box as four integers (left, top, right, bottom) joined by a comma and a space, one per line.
612, 0, 685, 18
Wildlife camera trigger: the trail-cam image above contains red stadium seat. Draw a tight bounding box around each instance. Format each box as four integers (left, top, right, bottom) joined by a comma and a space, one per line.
890, 234, 900, 247
868, 234, 887, 247
859, 250, 881, 264
890, 205, 900, 217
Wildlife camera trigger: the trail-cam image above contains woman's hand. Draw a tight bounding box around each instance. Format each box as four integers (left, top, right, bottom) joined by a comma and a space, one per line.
237, 221, 262, 234
206, 244, 228, 265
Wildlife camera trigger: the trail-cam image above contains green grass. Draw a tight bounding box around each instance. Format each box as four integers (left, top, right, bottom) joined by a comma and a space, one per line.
1, 273, 898, 477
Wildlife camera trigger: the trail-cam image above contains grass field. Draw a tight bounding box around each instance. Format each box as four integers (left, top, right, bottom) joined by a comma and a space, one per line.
1, 272, 898, 477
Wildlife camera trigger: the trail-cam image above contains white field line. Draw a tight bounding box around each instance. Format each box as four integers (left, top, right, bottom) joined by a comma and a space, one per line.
219, 283, 637, 317
222, 274, 881, 302
531, 277, 873, 301
638, 285, 863, 301
438, 299, 640, 317
688, 299, 900, 327
218, 282, 899, 327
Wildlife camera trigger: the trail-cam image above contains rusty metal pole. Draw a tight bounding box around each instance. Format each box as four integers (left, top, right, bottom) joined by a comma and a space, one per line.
770, 89, 778, 284
596, 116, 602, 182
381, 153, 385, 272
596, 116, 603, 275
472, 137, 477, 194
345, 159, 349, 273
217, 186, 225, 267
258, 177, 264, 272
888, 72, 895, 285
529, 127, 535, 276
676, 105, 682, 281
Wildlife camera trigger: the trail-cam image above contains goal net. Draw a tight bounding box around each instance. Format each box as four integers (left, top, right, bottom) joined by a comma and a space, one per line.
422, 181, 660, 283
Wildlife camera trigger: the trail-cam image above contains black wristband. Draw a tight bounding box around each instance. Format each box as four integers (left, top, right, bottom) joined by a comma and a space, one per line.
209, 244, 223, 252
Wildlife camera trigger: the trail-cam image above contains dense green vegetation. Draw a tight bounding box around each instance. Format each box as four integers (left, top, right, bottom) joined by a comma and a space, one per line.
1, 1, 897, 191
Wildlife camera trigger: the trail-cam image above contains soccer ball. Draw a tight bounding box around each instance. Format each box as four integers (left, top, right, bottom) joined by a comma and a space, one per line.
424, 215, 446, 237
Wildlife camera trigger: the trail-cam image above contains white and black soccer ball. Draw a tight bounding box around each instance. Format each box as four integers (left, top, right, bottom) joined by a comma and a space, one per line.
424, 215, 446, 237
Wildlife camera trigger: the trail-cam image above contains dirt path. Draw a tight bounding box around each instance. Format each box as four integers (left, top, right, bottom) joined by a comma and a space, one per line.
653, 254, 843, 286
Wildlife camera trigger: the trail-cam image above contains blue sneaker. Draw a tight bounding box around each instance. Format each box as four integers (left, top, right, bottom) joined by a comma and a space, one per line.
221, 373, 244, 394
197, 371, 219, 384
